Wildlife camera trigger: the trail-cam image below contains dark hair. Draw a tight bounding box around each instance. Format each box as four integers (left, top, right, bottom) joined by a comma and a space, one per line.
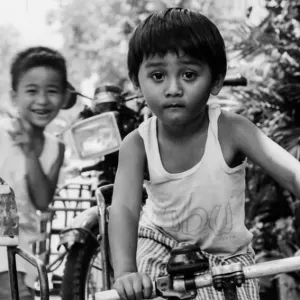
127, 7, 227, 85
10, 46, 68, 91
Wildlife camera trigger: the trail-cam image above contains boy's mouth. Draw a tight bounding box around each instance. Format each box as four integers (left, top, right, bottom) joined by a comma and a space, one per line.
32, 109, 52, 116
164, 103, 185, 108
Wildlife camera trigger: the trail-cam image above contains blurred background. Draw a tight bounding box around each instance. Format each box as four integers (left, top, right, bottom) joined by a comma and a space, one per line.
1, 0, 300, 298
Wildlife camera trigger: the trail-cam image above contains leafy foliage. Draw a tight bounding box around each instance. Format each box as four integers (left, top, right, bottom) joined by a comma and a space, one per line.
49, 0, 251, 90
231, 0, 300, 254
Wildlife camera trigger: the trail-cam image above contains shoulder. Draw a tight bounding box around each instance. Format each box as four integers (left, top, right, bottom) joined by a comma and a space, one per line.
120, 129, 145, 158
115, 129, 146, 186
218, 108, 262, 151
219, 109, 254, 133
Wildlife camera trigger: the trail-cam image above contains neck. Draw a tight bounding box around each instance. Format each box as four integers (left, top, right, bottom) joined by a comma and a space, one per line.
158, 106, 208, 141
31, 125, 45, 140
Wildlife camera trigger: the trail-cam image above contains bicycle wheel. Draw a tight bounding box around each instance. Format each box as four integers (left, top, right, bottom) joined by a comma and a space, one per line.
61, 226, 105, 300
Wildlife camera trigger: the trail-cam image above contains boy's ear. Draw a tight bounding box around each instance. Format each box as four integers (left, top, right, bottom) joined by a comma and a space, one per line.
210, 75, 224, 96
61, 83, 77, 109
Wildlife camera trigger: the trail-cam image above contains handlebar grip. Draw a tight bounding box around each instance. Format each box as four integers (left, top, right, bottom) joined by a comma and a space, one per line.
223, 75, 247, 86
94, 85, 123, 96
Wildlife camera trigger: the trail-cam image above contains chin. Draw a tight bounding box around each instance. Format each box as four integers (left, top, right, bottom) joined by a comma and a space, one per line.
164, 114, 187, 125
33, 116, 55, 128
32, 119, 50, 129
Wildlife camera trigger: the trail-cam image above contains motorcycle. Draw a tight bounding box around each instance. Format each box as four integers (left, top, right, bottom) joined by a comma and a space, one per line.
57, 75, 248, 300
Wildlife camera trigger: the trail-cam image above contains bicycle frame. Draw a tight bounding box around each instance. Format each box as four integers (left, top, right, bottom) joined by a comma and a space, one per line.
0, 181, 49, 300
7, 247, 49, 300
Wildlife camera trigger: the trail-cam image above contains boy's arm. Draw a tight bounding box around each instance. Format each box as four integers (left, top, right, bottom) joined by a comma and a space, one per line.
108, 129, 145, 278
229, 112, 300, 198
26, 141, 65, 211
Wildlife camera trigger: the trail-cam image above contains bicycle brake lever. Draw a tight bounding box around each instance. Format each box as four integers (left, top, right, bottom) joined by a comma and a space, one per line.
156, 276, 197, 300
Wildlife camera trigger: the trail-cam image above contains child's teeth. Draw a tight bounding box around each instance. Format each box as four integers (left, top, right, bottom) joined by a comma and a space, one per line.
35, 110, 48, 114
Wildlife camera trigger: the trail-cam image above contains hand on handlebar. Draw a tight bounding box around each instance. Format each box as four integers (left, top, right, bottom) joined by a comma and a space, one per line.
64, 163, 81, 178
113, 272, 153, 300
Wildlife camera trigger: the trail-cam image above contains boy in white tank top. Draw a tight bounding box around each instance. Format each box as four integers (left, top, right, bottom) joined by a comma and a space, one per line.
109, 7, 300, 300
0, 46, 67, 299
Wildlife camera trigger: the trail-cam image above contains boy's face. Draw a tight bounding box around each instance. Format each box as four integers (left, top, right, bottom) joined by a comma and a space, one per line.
11, 66, 66, 129
137, 52, 223, 126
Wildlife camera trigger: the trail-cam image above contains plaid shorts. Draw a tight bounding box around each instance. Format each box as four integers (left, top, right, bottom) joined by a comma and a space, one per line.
137, 226, 259, 300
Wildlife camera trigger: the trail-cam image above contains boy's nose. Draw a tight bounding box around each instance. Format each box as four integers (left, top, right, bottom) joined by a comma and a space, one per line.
165, 78, 183, 97
36, 92, 49, 104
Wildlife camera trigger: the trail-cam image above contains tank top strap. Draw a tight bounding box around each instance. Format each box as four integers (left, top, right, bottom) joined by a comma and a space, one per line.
39, 132, 59, 174
207, 104, 221, 139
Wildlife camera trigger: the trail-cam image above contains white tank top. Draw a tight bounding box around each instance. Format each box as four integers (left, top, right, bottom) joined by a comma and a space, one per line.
0, 117, 60, 286
138, 105, 253, 256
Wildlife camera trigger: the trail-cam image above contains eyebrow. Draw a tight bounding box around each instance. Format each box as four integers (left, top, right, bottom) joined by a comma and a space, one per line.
144, 59, 203, 69
24, 84, 38, 88
178, 58, 203, 66
144, 61, 167, 68
25, 83, 60, 88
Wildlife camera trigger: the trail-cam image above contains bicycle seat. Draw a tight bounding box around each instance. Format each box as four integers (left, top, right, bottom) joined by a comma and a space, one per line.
167, 243, 209, 277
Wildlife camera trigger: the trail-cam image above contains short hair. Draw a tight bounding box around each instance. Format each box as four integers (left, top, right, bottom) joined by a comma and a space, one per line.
10, 46, 68, 91
127, 7, 227, 85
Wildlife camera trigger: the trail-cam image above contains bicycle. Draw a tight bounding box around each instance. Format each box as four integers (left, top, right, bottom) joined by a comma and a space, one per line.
93, 172, 300, 300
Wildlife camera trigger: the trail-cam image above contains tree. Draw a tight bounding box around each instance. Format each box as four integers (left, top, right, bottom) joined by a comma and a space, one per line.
230, 0, 300, 256
48, 0, 251, 91
48, 0, 150, 89
0, 25, 21, 106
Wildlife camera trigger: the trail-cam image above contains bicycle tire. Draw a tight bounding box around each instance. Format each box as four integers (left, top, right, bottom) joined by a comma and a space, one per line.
61, 226, 101, 300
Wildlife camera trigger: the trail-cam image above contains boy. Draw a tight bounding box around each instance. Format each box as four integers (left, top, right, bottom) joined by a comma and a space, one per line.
0, 46, 67, 299
109, 7, 300, 300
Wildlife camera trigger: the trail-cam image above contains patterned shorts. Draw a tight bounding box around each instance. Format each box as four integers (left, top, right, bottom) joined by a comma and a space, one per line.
137, 226, 259, 300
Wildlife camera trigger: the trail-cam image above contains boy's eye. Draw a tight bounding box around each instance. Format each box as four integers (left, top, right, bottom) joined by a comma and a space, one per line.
26, 89, 37, 94
48, 89, 59, 94
151, 72, 164, 81
182, 72, 197, 80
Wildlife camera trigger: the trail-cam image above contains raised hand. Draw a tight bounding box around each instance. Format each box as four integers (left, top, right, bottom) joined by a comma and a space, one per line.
6, 112, 35, 155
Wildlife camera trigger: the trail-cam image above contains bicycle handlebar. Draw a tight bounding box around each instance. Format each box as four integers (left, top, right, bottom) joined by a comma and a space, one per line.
95, 255, 300, 300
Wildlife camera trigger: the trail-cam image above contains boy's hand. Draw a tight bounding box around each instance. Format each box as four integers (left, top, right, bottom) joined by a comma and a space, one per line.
113, 272, 153, 300
7, 116, 35, 155
64, 162, 81, 178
